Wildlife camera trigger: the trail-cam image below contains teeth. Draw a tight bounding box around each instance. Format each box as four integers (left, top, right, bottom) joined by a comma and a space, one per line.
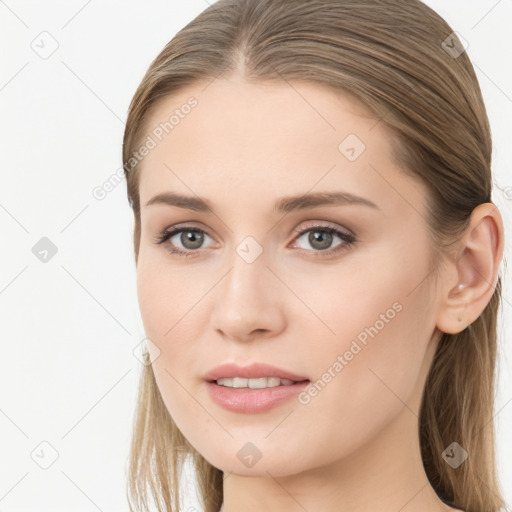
216, 377, 296, 388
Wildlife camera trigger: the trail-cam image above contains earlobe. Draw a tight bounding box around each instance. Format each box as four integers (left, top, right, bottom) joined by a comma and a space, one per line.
436, 203, 504, 335
437, 282, 470, 334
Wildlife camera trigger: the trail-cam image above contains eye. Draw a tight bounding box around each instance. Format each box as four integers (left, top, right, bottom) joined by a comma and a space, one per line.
291, 223, 356, 256
152, 226, 214, 257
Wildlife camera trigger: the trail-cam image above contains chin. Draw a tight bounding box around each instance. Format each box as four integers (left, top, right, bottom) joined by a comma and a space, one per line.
198, 444, 315, 478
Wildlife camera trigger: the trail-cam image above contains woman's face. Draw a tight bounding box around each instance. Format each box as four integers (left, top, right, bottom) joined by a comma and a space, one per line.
136, 77, 444, 476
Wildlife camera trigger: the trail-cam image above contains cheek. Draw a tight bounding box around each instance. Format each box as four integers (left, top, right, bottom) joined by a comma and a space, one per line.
136, 261, 205, 430
294, 246, 434, 430
296, 248, 431, 365
136, 253, 200, 339
136, 263, 167, 340
136, 257, 210, 381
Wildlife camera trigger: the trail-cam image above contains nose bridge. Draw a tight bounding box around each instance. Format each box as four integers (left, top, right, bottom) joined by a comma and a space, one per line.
210, 238, 285, 340
222, 240, 270, 307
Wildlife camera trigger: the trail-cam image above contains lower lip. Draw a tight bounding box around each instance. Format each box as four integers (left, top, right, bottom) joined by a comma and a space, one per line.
206, 380, 310, 414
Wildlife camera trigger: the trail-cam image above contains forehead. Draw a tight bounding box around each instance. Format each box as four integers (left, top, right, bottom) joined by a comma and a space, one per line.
136, 77, 414, 214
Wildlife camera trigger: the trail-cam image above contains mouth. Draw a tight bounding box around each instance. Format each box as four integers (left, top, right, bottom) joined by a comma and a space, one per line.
203, 363, 311, 413
211, 377, 310, 389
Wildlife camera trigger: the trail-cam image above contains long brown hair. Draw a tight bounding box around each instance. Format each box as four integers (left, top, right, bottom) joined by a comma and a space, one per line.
122, 1, 508, 511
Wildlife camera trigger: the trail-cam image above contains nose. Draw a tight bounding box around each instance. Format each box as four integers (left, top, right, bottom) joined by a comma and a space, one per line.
210, 248, 287, 343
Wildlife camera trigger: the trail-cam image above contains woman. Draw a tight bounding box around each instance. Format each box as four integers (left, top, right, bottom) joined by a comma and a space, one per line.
122, 1, 507, 511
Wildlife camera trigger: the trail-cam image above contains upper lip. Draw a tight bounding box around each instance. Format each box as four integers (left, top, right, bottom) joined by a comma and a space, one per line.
204, 363, 309, 382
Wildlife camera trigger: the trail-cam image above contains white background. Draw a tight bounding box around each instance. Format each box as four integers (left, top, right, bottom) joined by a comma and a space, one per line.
0, 1, 511, 511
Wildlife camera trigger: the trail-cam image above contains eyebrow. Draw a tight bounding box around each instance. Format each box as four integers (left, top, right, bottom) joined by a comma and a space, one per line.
144, 191, 379, 213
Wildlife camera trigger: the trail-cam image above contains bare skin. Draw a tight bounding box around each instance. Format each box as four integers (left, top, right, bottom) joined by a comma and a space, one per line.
135, 74, 504, 512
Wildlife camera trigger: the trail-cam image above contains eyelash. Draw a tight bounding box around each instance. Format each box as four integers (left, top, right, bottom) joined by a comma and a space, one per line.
152, 223, 356, 259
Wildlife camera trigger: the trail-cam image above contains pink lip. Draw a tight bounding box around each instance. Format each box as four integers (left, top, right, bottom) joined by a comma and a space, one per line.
203, 362, 309, 382
203, 362, 310, 414
206, 381, 310, 414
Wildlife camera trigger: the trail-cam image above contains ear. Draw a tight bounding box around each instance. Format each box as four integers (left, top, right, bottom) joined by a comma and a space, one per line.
436, 203, 505, 334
